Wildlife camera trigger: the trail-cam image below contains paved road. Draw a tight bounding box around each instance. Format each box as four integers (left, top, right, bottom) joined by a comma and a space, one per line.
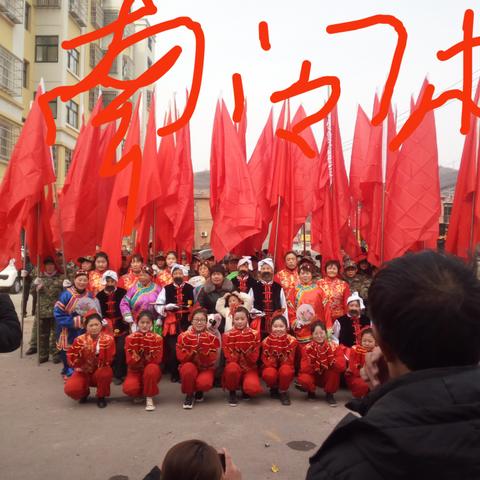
0, 293, 351, 480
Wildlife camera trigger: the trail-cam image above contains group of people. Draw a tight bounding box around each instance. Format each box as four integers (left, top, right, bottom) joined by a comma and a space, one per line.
24, 248, 376, 411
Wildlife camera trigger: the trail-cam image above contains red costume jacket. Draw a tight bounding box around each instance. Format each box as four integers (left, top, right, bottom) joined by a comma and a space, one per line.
88, 270, 106, 296
176, 330, 220, 370
261, 334, 297, 368
347, 344, 370, 376
125, 331, 164, 371
223, 327, 261, 372
119, 270, 139, 291
67, 332, 115, 374
300, 341, 345, 375
317, 277, 350, 326
292, 321, 313, 344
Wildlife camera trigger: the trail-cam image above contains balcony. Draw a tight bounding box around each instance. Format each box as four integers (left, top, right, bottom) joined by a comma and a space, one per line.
69, 0, 87, 27
90, 0, 103, 29
89, 42, 103, 68
102, 90, 117, 107
0, 45, 23, 96
0, 116, 21, 162
122, 55, 134, 80
34, 0, 60, 7
0, 0, 24, 23
109, 56, 118, 75
103, 8, 134, 38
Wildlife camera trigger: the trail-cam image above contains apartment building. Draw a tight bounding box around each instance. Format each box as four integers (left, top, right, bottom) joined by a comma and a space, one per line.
0, 0, 155, 184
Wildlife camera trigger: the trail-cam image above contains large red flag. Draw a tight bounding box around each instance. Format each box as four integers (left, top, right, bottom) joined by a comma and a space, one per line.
445, 81, 480, 258
350, 105, 371, 203
236, 99, 247, 161
384, 80, 441, 261
210, 100, 261, 259
0, 84, 56, 267
101, 96, 142, 271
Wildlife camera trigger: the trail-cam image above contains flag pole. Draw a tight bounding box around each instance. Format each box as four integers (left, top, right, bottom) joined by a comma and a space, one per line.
303, 223, 307, 255
152, 200, 157, 258
469, 117, 479, 256
20, 233, 26, 358
273, 196, 282, 265
36, 202, 41, 366
380, 113, 388, 264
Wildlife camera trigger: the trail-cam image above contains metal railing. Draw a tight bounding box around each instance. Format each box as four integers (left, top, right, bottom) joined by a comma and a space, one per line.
122, 55, 134, 80
68, 0, 87, 27
0, 117, 20, 161
90, 0, 103, 29
34, 0, 60, 7
0, 0, 24, 23
89, 42, 103, 68
0, 45, 23, 96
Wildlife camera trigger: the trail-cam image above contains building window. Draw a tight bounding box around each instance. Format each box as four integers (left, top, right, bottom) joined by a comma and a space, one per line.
147, 58, 152, 69
25, 2, 31, 30
48, 99, 57, 119
65, 147, 73, 174
67, 48, 80, 75
148, 37, 153, 51
23, 60, 29, 89
35, 36, 59, 63
66, 100, 79, 129
0, 117, 20, 161
51, 144, 58, 173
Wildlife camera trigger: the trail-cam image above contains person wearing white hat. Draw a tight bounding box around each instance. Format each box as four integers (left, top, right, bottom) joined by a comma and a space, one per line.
154, 264, 195, 382
251, 258, 288, 338
96, 270, 128, 384
232, 256, 257, 296
332, 291, 371, 348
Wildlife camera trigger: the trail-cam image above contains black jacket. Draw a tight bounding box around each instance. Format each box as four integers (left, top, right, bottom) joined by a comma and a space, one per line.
0, 294, 22, 353
306, 366, 480, 480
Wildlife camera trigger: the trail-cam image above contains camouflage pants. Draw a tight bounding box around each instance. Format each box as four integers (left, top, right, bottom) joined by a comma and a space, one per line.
29, 317, 58, 361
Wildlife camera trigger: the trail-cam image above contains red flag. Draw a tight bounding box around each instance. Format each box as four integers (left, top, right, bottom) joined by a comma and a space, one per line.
445, 80, 480, 258
0, 84, 56, 267
384, 80, 441, 261
210, 100, 261, 259
101, 96, 142, 271
350, 105, 371, 203
236, 99, 247, 161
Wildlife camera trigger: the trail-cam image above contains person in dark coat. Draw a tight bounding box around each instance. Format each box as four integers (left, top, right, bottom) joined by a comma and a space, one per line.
0, 293, 22, 352
306, 251, 480, 480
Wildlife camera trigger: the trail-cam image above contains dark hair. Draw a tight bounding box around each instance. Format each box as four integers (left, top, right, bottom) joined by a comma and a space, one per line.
299, 262, 314, 274
226, 292, 242, 306
324, 259, 341, 272
161, 439, 223, 480
368, 251, 480, 370
130, 254, 144, 263
191, 308, 208, 322
271, 315, 288, 328
210, 263, 226, 276
94, 251, 109, 263
361, 327, 374, 339
310, 321, 327, 334
84, 313, 102, 326
234, 306, 250, 320
166, 251, 178, 258
284, 250, 296, 259
137, 310, 155, 323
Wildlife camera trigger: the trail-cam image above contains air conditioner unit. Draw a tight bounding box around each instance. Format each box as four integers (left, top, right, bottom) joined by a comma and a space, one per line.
201, 231, 208, 238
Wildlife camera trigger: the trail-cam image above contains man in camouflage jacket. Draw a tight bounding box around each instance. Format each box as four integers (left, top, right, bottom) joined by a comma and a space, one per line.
343, 260, 372, 306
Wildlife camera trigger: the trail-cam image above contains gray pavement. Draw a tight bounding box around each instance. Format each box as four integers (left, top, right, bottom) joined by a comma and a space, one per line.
0, 293, 351, 480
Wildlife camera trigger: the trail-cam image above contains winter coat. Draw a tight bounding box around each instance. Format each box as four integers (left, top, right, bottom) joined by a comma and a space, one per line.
0, 294, 21, 352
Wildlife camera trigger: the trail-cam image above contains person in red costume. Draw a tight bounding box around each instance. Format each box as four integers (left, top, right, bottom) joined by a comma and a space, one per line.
275, 251, 300, 321
64, 310, 115, 408
118, 253, 143, 291
123, 311, 163, 411
345, 327, 376, 399
88, 251, 109, 296
222, 306, 263, 406
297, 321, 346, 407
176, 307, 221, 409
261, 314, 298, 405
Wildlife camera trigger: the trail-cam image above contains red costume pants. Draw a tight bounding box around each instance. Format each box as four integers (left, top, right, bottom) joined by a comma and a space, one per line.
297, 363, 344, 394
123, 364, 162, 397
64, 366, 113, 399
223, 362, 263, 396
262, 365, 295, 391
179, 362, 215, 395
345, 373, 369, 398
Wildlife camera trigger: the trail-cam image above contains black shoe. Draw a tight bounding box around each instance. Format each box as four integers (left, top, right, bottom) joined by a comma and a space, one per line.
39, 357, 49, 364
112, 377, 124, 386
307, 391, 317, 400
25, 347, 37, 355
326, 393, 337, 407
183, 395, 194, 409
228, 391, 238, 407
279, 391, 291, 406
194, 391, 204, 403
79, 396, 89, 404
52, 356, 61, 364
97, 397, 107, 408
170, 373, 180, 383
241, 391, 251, 400
270, 387, 280, 399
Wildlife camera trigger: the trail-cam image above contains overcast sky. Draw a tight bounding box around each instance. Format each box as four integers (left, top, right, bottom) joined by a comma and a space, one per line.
141, 0, 480, 172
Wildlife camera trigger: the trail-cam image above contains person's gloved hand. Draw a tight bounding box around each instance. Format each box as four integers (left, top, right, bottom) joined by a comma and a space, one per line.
155, 318, 162, 327
101, 319, 109, 327
165, 303, 179, 311
63, 279, 72, 288
124, 314, 134, 324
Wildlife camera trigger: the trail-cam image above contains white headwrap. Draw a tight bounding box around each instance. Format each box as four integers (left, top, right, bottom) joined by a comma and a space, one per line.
101, 270, 118, 284
347, 292, 365, 310
237, 256, 253, 271
171, 263, 189, 276
258, 258, 274, 271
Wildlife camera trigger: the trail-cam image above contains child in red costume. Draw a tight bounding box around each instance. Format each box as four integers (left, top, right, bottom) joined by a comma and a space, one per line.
261, 314, 298, 405
297, 321, 346, 407
345, 327, 376, 399
222, 306, 263, 406
64, 310, 115, 408
176, 307, 221, 409
123, 311, 163, 411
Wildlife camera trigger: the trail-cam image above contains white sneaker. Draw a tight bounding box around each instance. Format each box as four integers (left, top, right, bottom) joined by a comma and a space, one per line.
145, 397, 155, 411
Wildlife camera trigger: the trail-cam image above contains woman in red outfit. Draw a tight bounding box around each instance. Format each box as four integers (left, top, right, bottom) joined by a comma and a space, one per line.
345, 327, 376, 399
297, 321, 346, 407
64, 310, 115, 408
222, 306, 263, 406
176, 308, 221, 409
261, 314, 297, 405
123, 311, 163, 411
